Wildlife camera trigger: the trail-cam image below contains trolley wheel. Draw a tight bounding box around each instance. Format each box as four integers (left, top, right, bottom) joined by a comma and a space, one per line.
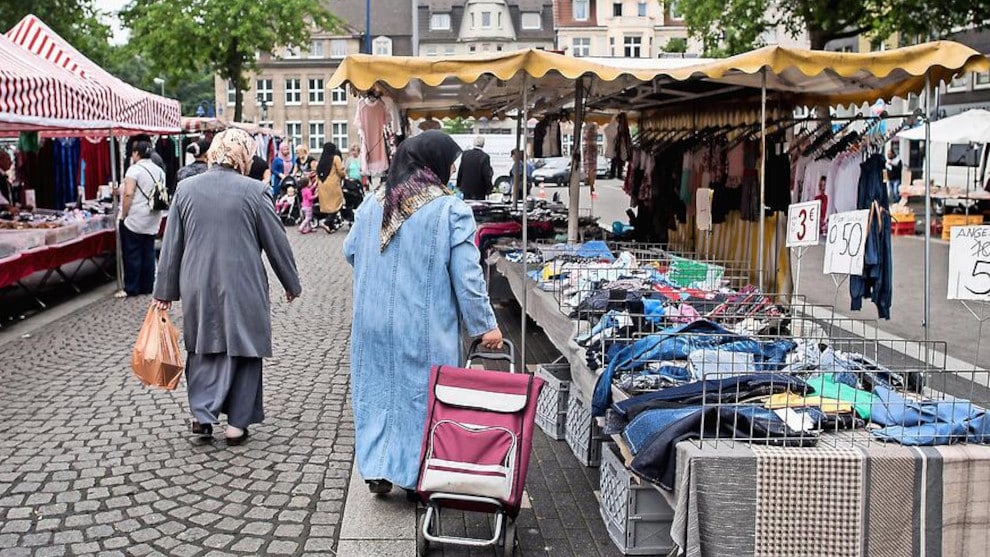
501, 520, 517, 557
416, 518, 430, 555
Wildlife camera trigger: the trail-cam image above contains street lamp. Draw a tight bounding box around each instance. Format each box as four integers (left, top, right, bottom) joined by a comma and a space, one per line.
152, 77, 165, 96
257, 93, 269, 127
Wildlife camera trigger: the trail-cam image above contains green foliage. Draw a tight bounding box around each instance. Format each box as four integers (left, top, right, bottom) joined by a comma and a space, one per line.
122, 0, 340, 121
102, 44, 216, 115
679, 0, 990, 54
442, 117, 475, 135
660, 37, 688, 54
0, 0, 112, 65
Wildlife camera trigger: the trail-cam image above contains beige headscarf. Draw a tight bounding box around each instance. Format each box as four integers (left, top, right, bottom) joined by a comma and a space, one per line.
207, 129, 256, 175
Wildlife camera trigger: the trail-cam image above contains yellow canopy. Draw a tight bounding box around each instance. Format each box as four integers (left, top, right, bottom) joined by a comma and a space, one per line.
328, 41, 988, 115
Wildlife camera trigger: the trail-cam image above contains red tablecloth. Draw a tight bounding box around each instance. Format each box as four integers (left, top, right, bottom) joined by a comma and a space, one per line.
0, 229, 115, 289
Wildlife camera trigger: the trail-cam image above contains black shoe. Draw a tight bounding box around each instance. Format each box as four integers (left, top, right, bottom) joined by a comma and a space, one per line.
404, 488, 420, 503
225, 427, 249, 446
366, 479, 393, 494
190, 420, 213, 439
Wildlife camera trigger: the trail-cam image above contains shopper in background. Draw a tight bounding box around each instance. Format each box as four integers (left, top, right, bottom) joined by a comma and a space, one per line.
346, 144, 363, 191
152, 129, 301, 446
116, 140, 165, 299
271, 142, 295, 196
297, 176, 318, 234
456, 136, 493, 200
177, 139, 211, 183
315, 142, 346, 233
344, 130, 503, 496
885, 148, 902, 203
295, 144, 317, 179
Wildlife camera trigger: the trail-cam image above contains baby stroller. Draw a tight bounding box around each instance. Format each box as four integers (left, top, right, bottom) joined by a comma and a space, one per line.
340, 179, 364, 226
415, 340, 544, 556
276, 177, 301, 226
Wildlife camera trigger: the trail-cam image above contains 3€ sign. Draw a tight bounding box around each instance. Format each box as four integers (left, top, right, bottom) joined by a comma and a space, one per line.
786, 200, 821, 248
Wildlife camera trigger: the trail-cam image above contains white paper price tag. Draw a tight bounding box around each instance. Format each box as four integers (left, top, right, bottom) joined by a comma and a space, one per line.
786, 200, 821, 247
948, 225, 990, 301
823, 210, 869, 275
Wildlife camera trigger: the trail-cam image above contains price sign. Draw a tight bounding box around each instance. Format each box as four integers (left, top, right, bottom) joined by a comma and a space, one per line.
823, 210, 869, 275
948, 225, 990, 301
786, 200, 821, 247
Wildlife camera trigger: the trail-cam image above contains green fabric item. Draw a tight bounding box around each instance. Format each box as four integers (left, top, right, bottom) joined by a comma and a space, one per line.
17, 132, 39, 153
668, 255, 724, 289
806, 374, 880, 420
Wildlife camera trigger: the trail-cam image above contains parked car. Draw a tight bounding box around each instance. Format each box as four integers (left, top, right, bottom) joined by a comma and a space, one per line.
532, 157, 587, 186
596, 155, 609, 178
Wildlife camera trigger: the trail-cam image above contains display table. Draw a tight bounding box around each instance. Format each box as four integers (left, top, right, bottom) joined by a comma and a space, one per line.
0, 229, 115, 302
494, 255, 990, 557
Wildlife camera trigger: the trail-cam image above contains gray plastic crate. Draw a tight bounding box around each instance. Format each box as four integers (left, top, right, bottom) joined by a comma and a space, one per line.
565, 393, 604, 467
599, 443, 675, 555
535, 362, 571, 440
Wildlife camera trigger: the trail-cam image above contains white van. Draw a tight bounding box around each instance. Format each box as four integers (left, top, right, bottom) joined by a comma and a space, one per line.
448, 134, 518, 192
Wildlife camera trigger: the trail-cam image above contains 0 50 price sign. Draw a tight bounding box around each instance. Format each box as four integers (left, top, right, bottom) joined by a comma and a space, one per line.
786, 200, 822, 247
948, 225, 990, 301
823, 210, 869, 275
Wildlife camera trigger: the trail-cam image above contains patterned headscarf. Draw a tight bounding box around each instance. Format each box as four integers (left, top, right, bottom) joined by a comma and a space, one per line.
207, 129, 256, 175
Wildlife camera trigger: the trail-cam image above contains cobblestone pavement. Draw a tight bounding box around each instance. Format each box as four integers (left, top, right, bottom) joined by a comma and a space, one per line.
0, 229, 355, 556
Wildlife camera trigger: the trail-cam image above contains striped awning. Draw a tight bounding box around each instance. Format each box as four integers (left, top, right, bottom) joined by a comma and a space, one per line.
6, 14, 181, 135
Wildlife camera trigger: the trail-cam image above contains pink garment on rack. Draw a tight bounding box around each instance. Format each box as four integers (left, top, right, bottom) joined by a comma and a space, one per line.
727, 143, 745, 184
357, 98, 389, 175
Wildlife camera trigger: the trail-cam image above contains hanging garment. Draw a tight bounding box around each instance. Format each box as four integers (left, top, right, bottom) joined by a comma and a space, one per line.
603, 121, 618, 159
850, 153, 892, 319
80, 137, 111, 199
355, 97, 390, 175
53, 138, 81, 209
156, 137, 180, 195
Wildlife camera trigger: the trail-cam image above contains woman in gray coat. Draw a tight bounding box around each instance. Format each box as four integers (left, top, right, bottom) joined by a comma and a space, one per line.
152, 129, 302, 445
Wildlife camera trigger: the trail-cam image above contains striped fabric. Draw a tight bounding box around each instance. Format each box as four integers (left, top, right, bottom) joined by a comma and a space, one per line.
6, 14, 180, 134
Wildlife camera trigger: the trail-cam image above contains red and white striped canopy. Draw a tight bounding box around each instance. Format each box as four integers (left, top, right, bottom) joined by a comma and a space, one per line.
6, 14, 181, 135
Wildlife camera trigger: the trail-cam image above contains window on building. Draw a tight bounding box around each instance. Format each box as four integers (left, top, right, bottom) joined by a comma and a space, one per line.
574, 0, 589, 20
469, 44, 477, 53
308, 121, 325, 151
496, 44, 503, 51
373, 36, 393, 56
613, 2, 622, 17
623, 36, 642, 58
284, 46, 300, 59
430, 13, 451, 30
425, 46, 438, 56
226, 80, 237, 106
975, 70, 990, 89
521, 12, 541, 29
471, 13, 476, 28
256, 79, 273, 105
444, 45, 455, 55
331, 85, 347, 105
330, 39, 348, 58
285, 78, 301, 105
309, 40, 324, 58
667, 1, 682, 19
481, 11, 492, 28
947, 73, 969, 92
332, 121, 349, 150
571, 37, 591, 57
286, 121, 302, 147
637, 1, 647, 16
308, 78, 325, 104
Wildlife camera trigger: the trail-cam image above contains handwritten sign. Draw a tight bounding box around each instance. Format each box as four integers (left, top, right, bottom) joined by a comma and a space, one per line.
696, 188, 713, 231
786, 200, 822, 247
948, 225, 990, 301
823, 210, 869, 275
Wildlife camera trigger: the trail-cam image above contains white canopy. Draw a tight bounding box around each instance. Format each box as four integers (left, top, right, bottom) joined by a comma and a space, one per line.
898, 109, 990, 143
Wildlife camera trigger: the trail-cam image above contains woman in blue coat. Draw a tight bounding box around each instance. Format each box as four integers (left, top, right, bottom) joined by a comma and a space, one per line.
344, 131, 503, 495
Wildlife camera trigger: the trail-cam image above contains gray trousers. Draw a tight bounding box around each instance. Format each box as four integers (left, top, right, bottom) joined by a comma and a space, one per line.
186, 353, 264, 428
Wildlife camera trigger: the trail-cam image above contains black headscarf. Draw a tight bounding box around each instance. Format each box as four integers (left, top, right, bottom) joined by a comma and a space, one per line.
385, 130, 461, 192
248, 155, 268, 181
316, 142, 341, 182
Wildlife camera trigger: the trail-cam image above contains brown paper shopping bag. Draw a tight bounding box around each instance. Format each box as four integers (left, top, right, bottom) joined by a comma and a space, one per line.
131, 305, 184, 390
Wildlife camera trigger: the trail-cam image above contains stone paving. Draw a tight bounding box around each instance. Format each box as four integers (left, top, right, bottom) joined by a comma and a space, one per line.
0, 230, 354, 556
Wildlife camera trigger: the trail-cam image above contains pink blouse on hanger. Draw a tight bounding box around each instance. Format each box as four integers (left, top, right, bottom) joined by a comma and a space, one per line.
356, 98, 389, 175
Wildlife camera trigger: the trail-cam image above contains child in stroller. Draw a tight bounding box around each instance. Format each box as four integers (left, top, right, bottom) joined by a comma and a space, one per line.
275, 176, 301, 226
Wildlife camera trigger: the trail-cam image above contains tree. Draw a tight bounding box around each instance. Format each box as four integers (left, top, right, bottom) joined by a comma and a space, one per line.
102, 44, 217, 116
660, 37, 688, 54
122, 0, 340, 121
679, 0, 990, 55
442, 117, 475, 135
0, 0, 112, 65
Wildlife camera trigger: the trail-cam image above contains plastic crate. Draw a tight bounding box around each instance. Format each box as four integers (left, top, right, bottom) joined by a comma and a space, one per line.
535, 362, 571, 440
565, 393, 604, 467
599, 443, 675, 556
942, 214, 983, 240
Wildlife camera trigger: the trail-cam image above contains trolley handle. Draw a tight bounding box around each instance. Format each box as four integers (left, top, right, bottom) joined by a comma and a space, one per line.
465, 338, 517, 373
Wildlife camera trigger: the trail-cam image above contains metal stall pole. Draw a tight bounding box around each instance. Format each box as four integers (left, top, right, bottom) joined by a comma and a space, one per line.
513, 112, 523, 204
521, 76, 529, 367
758, 69, 767, 290
923, 76, 932, 344
568, 78, 585, 244
109, 135, 123, 292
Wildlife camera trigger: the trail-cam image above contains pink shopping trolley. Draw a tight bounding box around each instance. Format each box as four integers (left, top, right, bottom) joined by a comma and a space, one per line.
415, 339, 544, 556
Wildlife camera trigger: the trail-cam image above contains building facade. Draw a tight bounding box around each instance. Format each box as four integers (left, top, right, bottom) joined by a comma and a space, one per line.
553, 0, 696, 58
417, 0, 555, 56
213, 1, 414, 153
